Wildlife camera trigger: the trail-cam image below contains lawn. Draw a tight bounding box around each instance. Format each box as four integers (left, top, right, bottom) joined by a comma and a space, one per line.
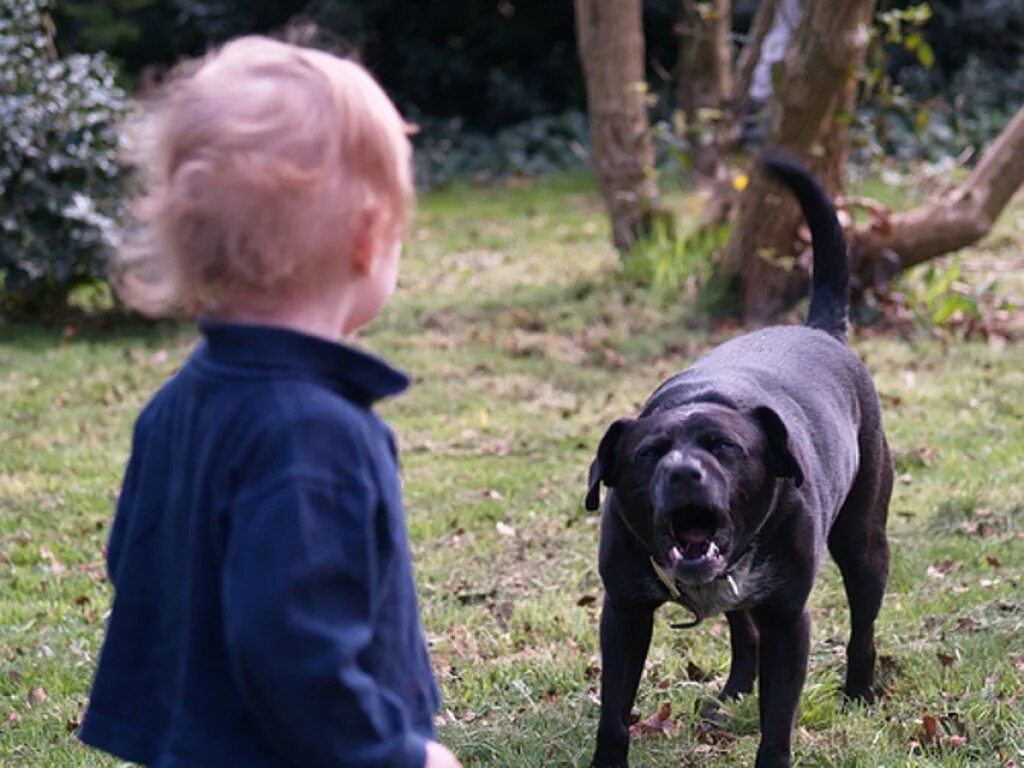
2, 174, 1023, 767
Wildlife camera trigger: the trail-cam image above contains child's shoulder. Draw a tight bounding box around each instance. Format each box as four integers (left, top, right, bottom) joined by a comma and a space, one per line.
137, 352, 385, 461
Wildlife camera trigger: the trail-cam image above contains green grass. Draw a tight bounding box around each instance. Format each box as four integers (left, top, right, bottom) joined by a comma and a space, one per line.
2, 174, 1023, 767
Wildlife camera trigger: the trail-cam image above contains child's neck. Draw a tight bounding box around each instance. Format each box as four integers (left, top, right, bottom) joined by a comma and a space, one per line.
209, 289, 362, 342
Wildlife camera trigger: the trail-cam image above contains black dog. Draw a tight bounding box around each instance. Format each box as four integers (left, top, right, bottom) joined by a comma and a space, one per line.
586, 152, 892, 768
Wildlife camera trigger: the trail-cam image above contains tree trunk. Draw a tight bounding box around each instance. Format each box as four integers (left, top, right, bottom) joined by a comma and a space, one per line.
734, 0, 778, 115
720, 0, 876, 321
852, 104, 1024, 292
676, 0, 733, 178
575, 0, 658, 251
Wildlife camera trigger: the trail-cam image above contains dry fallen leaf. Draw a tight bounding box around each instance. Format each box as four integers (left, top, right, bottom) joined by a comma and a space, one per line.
919, 713, 939, 745
629, 702, 675, 738
927, 559, 961, 579
27, 688, 47, 707
495, 521, 515, 537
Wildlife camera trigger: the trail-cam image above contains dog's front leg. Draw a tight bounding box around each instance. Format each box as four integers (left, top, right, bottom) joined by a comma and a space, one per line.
592, 597, 654, 768
752, 606, 811, 768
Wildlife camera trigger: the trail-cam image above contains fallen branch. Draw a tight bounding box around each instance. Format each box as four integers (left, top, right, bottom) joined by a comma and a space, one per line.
851, 105, 1024, 292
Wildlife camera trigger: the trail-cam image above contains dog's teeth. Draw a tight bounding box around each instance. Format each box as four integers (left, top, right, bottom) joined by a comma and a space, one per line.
669, 546, 682, 565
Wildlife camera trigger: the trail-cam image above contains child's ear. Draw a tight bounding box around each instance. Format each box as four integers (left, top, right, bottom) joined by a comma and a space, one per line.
350, 210, 382, 277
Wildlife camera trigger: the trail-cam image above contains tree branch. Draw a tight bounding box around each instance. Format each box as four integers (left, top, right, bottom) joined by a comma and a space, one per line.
852, 105, 1024, 291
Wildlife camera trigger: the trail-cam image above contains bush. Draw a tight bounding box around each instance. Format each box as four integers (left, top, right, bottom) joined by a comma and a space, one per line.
412, 111, 589, 189
0, 0, 129, 314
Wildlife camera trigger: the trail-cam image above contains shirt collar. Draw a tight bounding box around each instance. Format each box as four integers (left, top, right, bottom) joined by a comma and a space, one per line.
198, 321, 410, 405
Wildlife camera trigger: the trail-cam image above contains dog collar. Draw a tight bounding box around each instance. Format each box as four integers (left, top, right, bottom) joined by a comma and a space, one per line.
650, 557, 740, 599
650, 557, 741, 630
649, 557, 681, 599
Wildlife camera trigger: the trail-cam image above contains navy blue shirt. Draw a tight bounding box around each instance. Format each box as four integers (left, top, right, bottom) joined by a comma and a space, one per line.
80, 323, 440, 768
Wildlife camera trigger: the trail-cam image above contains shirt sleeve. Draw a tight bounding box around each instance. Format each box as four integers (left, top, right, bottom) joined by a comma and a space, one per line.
221, 473, 426, 768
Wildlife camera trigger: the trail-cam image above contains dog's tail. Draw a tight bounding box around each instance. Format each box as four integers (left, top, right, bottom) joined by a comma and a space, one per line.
761, 150, 849, 340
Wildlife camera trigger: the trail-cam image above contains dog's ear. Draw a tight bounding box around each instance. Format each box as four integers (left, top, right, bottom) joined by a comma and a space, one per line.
585, 418, 633, 511
750, 406, 805, 488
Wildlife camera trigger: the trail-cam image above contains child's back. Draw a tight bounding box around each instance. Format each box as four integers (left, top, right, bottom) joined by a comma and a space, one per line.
82, 324, 438, 766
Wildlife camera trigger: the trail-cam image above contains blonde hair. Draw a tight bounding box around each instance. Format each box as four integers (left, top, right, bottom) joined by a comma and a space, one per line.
116, 36, 413, 316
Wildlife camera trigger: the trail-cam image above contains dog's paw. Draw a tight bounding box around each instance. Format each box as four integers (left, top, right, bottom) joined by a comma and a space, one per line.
842, 685, 876, 705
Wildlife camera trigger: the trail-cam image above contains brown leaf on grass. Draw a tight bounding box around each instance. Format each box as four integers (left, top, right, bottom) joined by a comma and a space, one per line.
576, 595, 597, 607
27, 688, 47, 706
927, 559, 961, 579
955, 617, 981, 631
919, 714, 940, 745
4, 711, 20, 728
601, 348, 627, 369
483, 489, 504, 501
629, 702, 675, 738
936, 652, 957, 667
985, 555, 1002, 568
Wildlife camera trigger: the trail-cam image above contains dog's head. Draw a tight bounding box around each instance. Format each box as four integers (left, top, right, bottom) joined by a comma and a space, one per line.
586, 403, 805, 585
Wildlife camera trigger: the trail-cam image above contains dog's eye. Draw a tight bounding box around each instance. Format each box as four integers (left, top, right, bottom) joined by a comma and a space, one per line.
634, 439, 669, 463
701, 435, 738, 455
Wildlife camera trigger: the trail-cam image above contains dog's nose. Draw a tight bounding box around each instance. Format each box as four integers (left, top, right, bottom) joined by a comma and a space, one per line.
668, 455, 705, 487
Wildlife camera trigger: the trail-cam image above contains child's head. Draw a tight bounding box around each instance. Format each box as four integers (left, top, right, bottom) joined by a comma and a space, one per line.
117, 36, 413, 331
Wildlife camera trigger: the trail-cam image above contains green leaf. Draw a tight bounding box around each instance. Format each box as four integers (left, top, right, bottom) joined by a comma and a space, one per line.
916, 41, 936, 69
931, 294, 977, 325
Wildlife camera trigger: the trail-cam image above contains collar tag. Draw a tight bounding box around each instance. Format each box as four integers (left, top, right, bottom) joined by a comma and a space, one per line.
725, 573, 740, 599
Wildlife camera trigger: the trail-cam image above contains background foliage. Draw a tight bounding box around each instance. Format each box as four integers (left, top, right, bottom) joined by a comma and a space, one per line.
0, 0, 128, 314
3, 0, 1021, 313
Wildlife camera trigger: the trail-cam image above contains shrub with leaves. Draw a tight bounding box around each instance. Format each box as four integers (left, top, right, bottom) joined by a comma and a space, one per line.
412, 111, 589, 189
1, 0, 129, 313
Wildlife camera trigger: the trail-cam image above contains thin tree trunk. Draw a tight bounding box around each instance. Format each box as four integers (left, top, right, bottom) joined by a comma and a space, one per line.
676, 0, 733, 178
575, 0, 658, 251
720, 0, 876, 321
852, 105, 1024, 291
734, 0, 778, 115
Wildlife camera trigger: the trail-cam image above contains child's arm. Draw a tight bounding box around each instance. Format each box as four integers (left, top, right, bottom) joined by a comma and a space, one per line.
221, 472, 436, 767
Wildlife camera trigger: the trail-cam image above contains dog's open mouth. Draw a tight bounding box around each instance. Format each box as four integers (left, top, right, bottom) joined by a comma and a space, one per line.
668, 529, 720, 565
667, 506, 727, 570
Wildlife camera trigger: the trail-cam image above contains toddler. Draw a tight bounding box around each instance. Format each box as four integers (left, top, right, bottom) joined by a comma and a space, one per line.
79, 36, 459, 768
